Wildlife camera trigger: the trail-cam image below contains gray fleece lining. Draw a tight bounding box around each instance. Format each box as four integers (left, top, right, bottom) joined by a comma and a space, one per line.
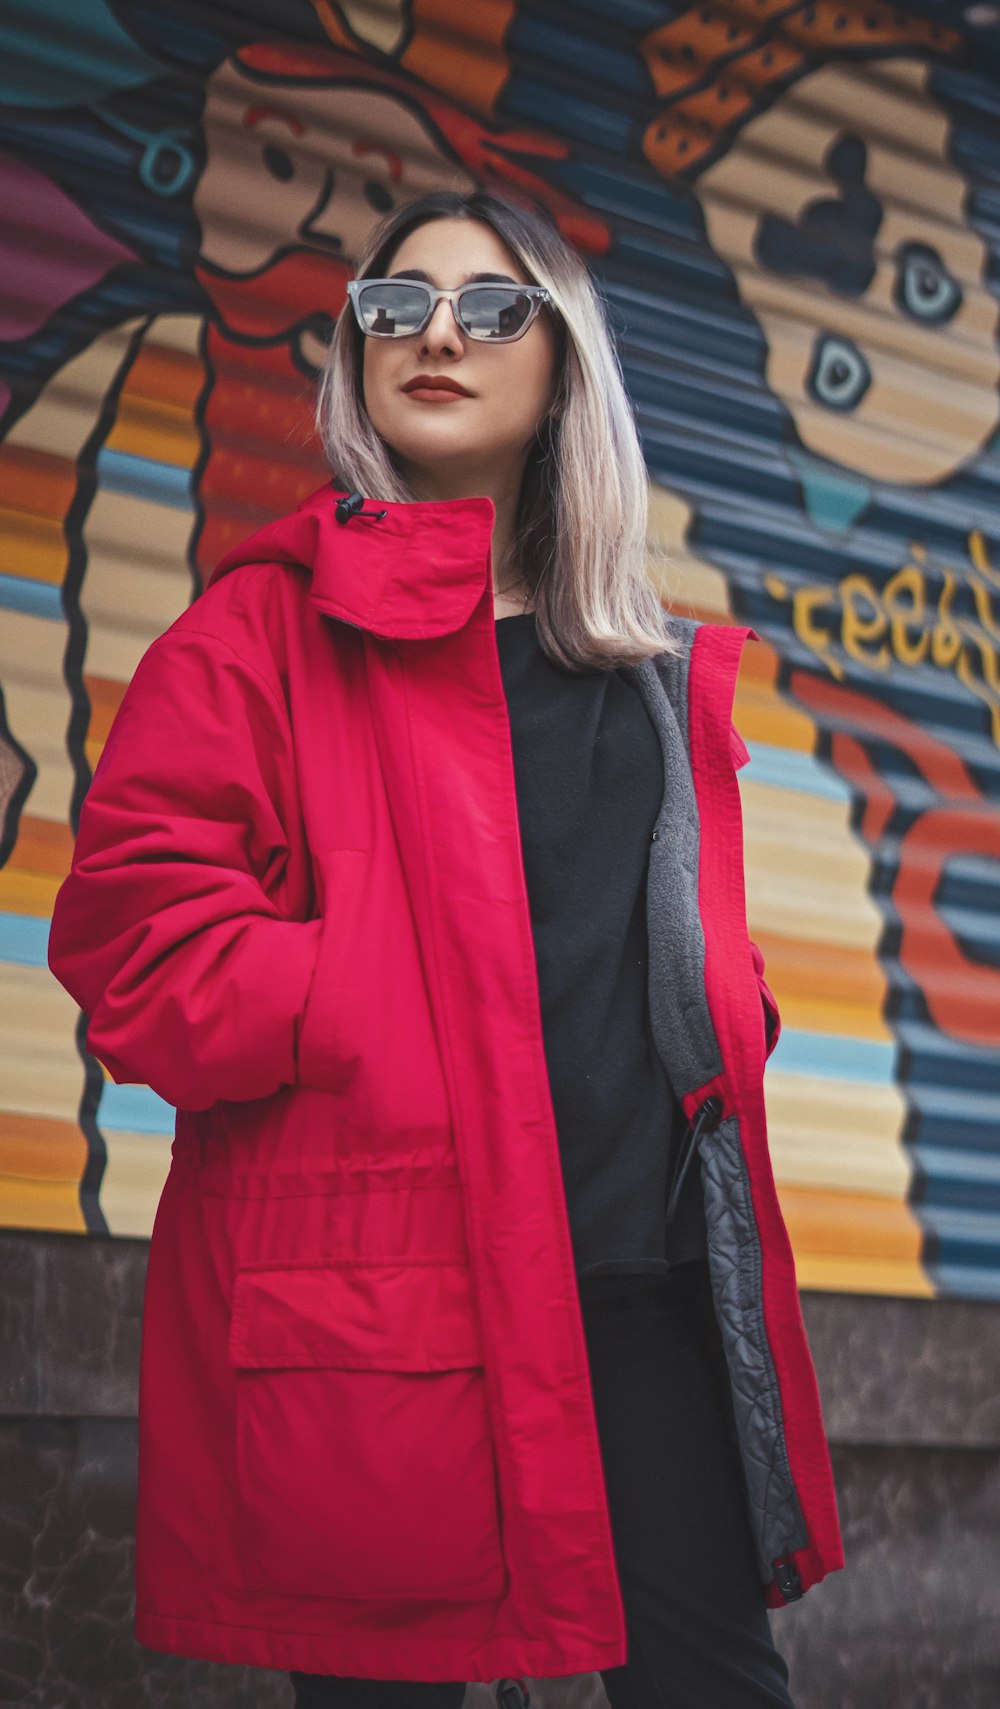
699, 1116, 809, 1578
623, 647, 723, 1099
625, 625, 808, 1585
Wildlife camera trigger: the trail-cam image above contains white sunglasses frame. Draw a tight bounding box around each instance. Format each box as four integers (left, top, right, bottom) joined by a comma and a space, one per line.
346, 278, 553, 343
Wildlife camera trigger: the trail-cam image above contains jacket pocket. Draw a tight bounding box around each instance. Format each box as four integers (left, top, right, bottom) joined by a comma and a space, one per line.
228, 1258, 507, 1602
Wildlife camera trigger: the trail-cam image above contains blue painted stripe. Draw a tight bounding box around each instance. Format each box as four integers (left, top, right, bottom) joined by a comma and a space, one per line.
929, 1264, 1000, 1298
909, 1114, 1000, 1156
0, 912, 51, 968
895, 1016, 1000, 1069
502, 77, 631, 151
95, 448, 194, 511
913, 1145, 1000, 1188
906, 1083, 1000, 1124
510, 17, 648, 96
0, 572, 62, 619
98, 1081, 175, 1136
915, 1205, 1000, 1243
768, 1028, 897, 1085
743, 743, 853, 803
931, 1262, 1000, 1301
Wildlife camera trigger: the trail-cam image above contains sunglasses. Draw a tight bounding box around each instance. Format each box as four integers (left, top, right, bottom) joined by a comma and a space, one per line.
346, 278, 553, 344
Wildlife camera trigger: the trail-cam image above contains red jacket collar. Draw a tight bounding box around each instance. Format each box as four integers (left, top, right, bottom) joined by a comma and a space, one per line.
209, 485, 496, 640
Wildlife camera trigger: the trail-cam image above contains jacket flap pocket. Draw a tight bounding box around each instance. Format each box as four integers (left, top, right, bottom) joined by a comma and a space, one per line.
228, 1258, 483, 1372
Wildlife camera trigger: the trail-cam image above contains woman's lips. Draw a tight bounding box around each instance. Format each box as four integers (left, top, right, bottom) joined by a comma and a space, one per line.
400, 377, 475, 403
403, 386, 470, 402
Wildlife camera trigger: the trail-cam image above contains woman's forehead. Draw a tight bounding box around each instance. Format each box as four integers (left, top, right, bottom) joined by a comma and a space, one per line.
385, 218, 527, 283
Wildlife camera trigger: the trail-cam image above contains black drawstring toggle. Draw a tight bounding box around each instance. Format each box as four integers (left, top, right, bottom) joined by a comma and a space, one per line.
335, 490, 388, 524
665, 1095, 723, 1224
773, 1557, 804, 1601
496, 1682, 531, 1709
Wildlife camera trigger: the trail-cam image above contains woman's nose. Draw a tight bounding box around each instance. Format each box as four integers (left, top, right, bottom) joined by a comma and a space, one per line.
419, 296, 462, 355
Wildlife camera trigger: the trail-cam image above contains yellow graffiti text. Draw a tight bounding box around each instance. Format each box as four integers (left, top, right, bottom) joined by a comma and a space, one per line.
765, 532, 1000, 746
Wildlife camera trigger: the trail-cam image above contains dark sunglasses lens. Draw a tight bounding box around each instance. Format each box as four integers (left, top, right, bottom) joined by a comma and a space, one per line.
356, 283, 429, 335
458, 287, 534, 339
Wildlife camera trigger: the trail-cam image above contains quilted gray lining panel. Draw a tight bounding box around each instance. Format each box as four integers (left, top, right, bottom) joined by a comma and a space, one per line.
623, 639, 723, 1100
699, 1115, 809, 1578
625, 624, 806, 1581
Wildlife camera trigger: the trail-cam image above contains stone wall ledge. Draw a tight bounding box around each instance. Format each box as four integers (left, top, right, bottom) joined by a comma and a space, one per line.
2, 1231, 997, 1446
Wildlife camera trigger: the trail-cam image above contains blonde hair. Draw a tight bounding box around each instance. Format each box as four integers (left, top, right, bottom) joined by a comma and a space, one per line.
316, 189, 675, 670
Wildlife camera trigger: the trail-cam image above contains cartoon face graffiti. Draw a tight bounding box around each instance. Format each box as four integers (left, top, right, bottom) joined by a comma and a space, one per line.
696, 59, 1000, 485
195, 54, 474, 365
197, 56, 476, 272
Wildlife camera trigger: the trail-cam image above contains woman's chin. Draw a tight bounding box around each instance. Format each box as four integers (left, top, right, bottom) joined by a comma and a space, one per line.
392, 445, 498, 498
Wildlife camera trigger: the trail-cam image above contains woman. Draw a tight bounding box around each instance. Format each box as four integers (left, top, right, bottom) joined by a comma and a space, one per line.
48, 189, 843, 1707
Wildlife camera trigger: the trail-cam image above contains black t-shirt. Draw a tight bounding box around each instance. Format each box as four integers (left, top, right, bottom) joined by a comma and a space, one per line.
495, 612, 706, 1277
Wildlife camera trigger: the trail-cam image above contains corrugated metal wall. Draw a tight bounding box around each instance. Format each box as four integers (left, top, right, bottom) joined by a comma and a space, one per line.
2, 0, 999, 1297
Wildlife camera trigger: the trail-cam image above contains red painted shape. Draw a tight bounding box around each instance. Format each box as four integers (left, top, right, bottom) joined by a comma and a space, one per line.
795, 670, 1000, 1050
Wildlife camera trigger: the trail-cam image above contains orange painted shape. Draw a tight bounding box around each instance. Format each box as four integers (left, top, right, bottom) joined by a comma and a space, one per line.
717, 37, 803, 99
792, 671, 978, 801
794, 677, 1000, 1050
643, 110, 714, 178
106, 341, 204, 467
0, 444, 76, 519
780, 1186, 923, 1261
640, 0, 792, 101
641, 0, 957, 182
120, 343, 203, 412
736, 695, 816, 754
895, 805, 1000, 1049
311, 1, 355, 52
795, 1253, 934, 1297
832, 731, 895, 844
737, 639, 780, 688
0, 506, 67, 585
782, 0, 959, 55
0, 1110, 88, 1182
672, 77, 759, 132
734, 638, 819, 753
84, 675, 127, 747
0, 1176, 86, 1233
753, 931, 888, 1017
105, 397, 200, 469
402, 0, 515, 116
9, 815, 76, 879
0, 868, 60, 917
640, 0, 958, 104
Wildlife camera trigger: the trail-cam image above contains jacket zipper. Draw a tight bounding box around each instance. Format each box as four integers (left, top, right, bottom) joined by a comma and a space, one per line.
665, 1094, 723, 1225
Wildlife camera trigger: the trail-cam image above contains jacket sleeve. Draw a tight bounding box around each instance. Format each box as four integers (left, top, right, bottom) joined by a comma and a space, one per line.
48, 626, 323, 1111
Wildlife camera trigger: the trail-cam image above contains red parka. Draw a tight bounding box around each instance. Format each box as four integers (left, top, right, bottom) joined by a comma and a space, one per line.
48, 486, 843, 1682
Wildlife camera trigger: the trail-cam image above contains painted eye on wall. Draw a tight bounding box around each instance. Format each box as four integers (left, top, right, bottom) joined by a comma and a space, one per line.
807, 334, 872, 412
263, 145, 295, 183
364, 180, 394, 213
895, 243, 962, 324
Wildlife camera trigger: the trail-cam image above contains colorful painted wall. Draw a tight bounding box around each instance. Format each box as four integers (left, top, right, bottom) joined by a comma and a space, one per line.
2, 0, 999, 1299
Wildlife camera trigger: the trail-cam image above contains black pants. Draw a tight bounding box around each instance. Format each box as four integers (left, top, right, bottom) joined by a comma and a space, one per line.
290, 1263, 796, 1709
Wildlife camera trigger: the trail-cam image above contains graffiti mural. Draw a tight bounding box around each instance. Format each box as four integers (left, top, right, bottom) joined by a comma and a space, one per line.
1, 0, 998, 1299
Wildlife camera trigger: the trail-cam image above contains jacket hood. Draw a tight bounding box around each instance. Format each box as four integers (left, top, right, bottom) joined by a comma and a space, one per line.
208, 484, 497, 640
